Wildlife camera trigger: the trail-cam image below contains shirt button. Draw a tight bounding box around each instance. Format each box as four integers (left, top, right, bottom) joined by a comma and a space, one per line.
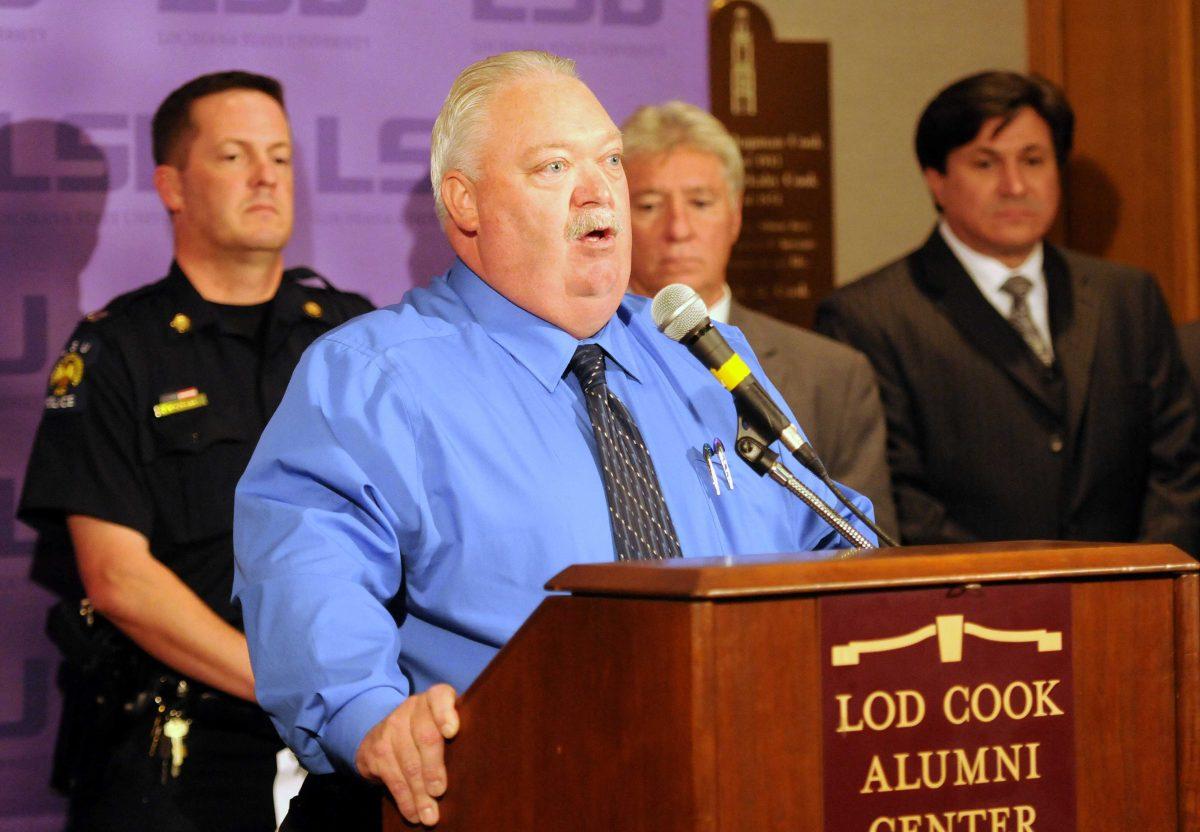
1049, 434, 1064, 453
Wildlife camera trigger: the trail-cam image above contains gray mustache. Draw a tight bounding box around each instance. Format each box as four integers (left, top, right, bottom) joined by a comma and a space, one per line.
565, 208, 623, 241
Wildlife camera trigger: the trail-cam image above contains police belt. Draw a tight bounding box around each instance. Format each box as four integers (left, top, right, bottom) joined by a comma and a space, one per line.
48, 598, 276, 739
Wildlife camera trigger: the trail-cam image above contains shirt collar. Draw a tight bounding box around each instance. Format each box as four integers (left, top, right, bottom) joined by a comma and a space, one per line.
938, 219, 1044, 292
165, 260, 325, 335
272, 269, 319, 327
445, 259, 644, 393
165, 260, 220, 331
707, 284, 733, 324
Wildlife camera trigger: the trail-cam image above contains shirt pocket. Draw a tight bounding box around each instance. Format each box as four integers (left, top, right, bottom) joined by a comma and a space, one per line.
142, 405, 257, 545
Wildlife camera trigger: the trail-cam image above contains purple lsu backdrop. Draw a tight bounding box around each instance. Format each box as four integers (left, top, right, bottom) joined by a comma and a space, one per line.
0, 1, 707, 825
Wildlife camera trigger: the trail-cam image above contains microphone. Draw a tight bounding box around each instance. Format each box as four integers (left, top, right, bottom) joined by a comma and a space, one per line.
652, 283, 897, 548
651, 284, 811, 458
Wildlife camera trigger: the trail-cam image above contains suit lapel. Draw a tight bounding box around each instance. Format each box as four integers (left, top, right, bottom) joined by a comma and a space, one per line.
1045, 245, 1099, 444
911, 231, 1064, 417
727, 302, 778, 361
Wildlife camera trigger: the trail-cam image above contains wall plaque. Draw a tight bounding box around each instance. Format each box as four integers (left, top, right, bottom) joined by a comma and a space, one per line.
820, 582, 1077, 831
709, 0, 833, 327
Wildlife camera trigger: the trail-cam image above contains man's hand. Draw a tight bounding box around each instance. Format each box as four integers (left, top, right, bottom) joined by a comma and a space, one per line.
355, 684, 460, 826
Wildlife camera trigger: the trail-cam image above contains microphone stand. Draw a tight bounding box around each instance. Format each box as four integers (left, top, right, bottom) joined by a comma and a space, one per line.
733, 415, 875, 550
791, 444, 900, 548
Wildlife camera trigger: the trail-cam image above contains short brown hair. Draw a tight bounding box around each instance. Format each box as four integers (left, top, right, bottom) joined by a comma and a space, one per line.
152, 70, 286, 167
915, 71, 1073, 173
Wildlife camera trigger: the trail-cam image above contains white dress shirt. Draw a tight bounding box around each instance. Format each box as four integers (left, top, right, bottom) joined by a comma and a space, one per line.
938, 220, 1053, 353
708, 284, 733, 324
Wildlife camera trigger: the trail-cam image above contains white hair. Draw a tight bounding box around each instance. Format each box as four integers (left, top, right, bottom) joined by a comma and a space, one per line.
430, 50, 578, 220
620, 100, 745, 200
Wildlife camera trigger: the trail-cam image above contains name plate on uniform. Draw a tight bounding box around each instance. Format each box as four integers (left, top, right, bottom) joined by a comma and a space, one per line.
153, 389, 209, 419
820, 582, 1076, 831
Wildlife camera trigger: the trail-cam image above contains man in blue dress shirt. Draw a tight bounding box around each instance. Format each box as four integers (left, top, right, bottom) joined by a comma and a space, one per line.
233, 50, 874, 827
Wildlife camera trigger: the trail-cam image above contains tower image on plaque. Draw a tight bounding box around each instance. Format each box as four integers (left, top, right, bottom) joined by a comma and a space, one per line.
731, 8, 757, 117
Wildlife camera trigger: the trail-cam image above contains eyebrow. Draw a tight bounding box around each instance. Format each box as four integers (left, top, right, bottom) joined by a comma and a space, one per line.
523, 129, 623, 159
217, 138, 292, 149
970, 144, 1048, 156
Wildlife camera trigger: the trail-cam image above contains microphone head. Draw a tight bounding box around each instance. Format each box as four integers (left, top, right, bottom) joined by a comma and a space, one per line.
652, 284, 710, 342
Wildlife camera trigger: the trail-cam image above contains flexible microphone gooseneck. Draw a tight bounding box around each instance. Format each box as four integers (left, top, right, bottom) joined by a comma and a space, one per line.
652, 283, 896, 549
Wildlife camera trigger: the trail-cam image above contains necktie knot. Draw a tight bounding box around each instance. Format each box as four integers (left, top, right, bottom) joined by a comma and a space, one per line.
999, 273, 1054, 366
1002, 273, 1034, 302
569, 344, 607, 392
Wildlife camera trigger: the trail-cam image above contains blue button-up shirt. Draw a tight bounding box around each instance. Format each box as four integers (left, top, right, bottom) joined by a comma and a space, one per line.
233, 260, 874, 773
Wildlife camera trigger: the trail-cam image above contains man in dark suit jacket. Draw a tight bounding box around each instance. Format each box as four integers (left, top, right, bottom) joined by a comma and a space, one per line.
1181, 322, 1200, 400
816, 71, 1200, 552
622, 101, 897, 538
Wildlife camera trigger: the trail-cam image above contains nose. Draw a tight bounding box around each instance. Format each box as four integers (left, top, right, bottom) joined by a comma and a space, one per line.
999, 159, 1028, 197
250, 153, 278, 189
666, 196, 695, 241
572, 160, 614, 208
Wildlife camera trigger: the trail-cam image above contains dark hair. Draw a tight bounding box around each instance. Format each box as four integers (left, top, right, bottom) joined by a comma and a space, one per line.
152, 70, 286, 167
915, 71, 1074, 173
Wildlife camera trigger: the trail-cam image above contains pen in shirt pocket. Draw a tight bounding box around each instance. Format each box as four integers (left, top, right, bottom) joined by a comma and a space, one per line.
702, 443, 721, 496
713, 438, 735, 490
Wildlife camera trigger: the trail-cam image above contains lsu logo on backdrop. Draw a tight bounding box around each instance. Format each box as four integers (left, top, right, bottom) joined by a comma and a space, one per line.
1, 113, 435, 196
473, 0, 662, 25
315, 115, 434, 194
0, 113, 153, 193
159, 0, 366, 14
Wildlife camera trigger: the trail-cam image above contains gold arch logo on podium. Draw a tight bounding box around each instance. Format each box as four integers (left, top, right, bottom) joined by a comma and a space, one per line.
830, 614, 1063, 667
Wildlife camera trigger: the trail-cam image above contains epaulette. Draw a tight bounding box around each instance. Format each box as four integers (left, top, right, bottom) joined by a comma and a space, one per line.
79, 279, 168, 329
287, 266, 334, 291
286, 266, 374, 315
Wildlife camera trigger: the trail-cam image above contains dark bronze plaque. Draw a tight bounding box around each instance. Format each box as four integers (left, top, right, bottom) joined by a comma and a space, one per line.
709, 0, 833, 327
820, 583, 1077, 831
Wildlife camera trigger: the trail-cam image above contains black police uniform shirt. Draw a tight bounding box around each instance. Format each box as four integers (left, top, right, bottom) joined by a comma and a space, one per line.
19, 262, 374, 627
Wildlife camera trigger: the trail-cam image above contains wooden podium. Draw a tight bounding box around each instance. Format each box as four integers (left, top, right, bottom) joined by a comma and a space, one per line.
383, 542, 1199, 831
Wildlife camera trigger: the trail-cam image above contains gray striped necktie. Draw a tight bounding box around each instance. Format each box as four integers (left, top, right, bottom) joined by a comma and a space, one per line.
569, 344, 683, 561
1001, 274, 1054, 366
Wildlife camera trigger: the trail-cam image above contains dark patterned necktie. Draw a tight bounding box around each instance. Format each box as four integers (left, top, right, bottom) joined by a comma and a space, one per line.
568, 344, 683, 561
1001, 274, 1054, 366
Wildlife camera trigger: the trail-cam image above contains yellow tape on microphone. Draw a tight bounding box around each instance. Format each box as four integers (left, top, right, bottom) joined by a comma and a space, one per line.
711, 354, 751, 391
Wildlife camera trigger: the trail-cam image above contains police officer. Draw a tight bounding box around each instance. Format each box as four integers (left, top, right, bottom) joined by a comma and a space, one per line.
18, 71, 373, 831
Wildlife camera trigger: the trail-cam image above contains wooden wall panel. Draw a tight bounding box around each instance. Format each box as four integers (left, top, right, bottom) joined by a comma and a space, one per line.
1028, 0, 1200, 321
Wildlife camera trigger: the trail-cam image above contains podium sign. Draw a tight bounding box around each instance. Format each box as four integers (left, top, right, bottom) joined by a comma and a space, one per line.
821, 582, 1076, 831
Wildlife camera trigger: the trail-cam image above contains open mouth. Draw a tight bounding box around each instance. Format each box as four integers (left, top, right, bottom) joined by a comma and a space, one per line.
581, 227, 615, 243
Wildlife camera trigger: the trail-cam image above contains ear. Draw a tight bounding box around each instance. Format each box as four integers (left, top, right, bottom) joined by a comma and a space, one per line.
441, 172, 479, 234
730, 191, 744, 242
154, 165, 184, 214
922, 167, 946, 212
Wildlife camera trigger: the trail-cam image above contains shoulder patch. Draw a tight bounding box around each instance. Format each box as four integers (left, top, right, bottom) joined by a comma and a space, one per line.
44, 337, 99, 413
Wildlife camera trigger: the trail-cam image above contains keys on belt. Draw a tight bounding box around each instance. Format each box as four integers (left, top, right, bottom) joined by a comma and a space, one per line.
147, 678, 192, 782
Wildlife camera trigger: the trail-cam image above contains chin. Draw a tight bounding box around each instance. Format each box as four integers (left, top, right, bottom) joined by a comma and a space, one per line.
241, 232, 291, 252
571, 264, 627, 298
994, 234, 1044, 255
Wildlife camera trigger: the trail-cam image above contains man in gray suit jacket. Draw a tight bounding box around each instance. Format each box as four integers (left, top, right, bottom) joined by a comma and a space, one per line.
816, 71, 1200, 552
621, 101, 897, 538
